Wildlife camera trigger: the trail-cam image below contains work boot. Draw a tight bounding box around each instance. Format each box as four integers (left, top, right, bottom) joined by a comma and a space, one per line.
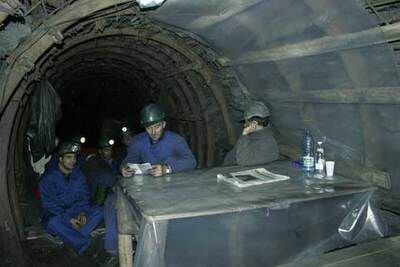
101, 254, 119, 267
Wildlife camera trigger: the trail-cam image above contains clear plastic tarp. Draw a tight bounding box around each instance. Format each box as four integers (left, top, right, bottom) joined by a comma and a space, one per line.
117, 161, 387, 266
150, 0, 400, 194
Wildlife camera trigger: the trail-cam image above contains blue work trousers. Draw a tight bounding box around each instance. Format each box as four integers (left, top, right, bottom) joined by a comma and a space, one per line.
104, 192, 118, 253
46, 206, 103, 255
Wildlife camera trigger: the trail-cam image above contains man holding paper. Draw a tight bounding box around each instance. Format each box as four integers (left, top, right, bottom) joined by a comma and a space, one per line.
121, 103, 197, 177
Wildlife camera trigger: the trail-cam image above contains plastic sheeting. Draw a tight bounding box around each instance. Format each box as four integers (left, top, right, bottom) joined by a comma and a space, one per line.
117, 161, 387, 266
27, 79, 62, 161
150, 0, 400, 193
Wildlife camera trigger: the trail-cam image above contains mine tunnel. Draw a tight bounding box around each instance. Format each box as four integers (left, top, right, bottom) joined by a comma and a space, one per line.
1, 0, 400, 266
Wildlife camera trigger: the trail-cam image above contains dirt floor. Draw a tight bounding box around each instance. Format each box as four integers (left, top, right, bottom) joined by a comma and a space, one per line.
22, 232, 119, 267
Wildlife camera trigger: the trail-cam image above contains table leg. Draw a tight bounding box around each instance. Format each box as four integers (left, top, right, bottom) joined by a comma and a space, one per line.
119, 234, 134, 267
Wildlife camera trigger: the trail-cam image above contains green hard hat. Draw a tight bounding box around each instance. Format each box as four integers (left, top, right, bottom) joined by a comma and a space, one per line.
97, 136, 115, 148
243, 101, 270, 120
140, 103, 166, 128
58, 142, 80, 156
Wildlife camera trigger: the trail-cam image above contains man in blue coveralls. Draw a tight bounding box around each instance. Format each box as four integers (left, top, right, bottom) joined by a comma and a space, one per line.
121, 103, 197, 177
45, 134, 87, 172
105, 104, 196, 257
81, 136, 118, 205
39, 142, 103, 255
81, 136, 119, 256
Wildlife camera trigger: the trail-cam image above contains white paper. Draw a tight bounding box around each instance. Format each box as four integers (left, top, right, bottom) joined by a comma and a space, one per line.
217, 168, 290, 188
127, 163, 152, 175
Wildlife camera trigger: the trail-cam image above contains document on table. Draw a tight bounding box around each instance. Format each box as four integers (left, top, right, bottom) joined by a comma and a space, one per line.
217, 168, 290, 188
126, 163, 152, 174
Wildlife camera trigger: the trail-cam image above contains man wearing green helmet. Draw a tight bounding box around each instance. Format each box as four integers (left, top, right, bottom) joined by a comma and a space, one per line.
223, 101, 279, 166
121, 103, 197, 177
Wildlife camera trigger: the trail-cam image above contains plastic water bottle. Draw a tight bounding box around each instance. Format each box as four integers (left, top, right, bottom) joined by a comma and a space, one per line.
302, 129, 315, 173
315, 141, 325, 178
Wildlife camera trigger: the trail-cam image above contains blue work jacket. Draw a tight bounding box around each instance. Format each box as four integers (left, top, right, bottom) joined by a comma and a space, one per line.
39, 167, 91, 227
122, 131, 197, 173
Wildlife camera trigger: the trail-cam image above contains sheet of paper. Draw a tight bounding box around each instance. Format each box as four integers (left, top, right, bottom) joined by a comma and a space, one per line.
127, 163, 152, 175
217, 168, 290, 188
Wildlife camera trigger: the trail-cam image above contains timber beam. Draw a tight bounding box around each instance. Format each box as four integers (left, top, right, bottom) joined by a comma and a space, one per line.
220, 21, 400, 66
266, 87, 400, 105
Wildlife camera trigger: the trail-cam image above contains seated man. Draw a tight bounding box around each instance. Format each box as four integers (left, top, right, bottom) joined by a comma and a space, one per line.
46, 134, 87, 172
39, 142, 103, 255
114, 126, 133, 166
81, 136, 119, 255
81, 136, 118, 205
121, 103, 197, 177
223, 101, 279, 166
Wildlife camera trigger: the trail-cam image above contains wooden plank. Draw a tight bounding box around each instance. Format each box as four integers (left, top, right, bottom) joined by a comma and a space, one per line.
321, 236, 400, 267
118, 234, 134, 267
361, 0, 400, 7
222, 22, 400, 66
279, 236, 400, 267
266, 87, 400, 105
187, 0, 264, 29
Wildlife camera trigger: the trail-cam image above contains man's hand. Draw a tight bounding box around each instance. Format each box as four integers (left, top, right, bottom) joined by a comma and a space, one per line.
242, 126, 253, 136
242, 121, 258, 136
77, 213, 87, 227
121, 165, 135, 177
70, 218, 81, 230
149, 164, 164, 177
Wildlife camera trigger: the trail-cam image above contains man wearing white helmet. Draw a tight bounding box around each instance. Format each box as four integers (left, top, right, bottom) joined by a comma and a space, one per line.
223, 101, 279, 166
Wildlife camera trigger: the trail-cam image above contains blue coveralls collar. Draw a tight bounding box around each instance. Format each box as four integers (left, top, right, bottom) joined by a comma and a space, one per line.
146, 131, 165, 145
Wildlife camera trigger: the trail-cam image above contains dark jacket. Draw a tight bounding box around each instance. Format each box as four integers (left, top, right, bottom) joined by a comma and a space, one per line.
223, 127, 279, 166
81, 155, 118, 204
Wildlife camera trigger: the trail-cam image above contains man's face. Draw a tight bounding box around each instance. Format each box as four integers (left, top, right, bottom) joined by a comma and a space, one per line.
243, 119, 257, 129
242, 119, 259, 136
99, 147, 113, 160
121, 134, 131, 146
59, 153, 77, 171
146, 121, 166, 142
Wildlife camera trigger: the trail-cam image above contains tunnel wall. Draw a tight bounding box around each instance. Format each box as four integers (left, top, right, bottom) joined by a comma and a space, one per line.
151, 0, 400, 195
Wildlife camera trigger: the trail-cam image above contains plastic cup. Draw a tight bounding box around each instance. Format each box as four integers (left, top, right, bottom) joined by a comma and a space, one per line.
325, 161, 335, 178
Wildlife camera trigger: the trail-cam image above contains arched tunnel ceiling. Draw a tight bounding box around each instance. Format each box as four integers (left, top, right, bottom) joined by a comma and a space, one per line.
18, 16, 241, 167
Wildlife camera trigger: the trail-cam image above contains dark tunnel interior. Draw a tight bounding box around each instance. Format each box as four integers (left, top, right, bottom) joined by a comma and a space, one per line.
10, 20, 243, 263
27, 19, 241, 170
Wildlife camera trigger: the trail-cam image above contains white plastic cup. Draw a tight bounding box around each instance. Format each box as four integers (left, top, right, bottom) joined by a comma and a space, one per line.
325, 161, 335, 178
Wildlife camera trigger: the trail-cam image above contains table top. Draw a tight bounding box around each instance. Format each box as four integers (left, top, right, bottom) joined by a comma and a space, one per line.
119, 161, 376, 221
